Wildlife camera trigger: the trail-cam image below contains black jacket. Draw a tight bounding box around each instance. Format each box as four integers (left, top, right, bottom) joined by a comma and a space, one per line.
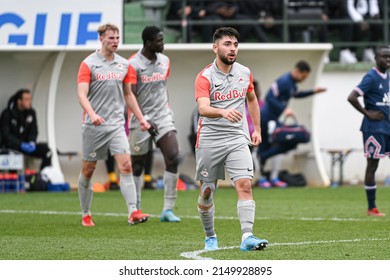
0, 93, 38, 150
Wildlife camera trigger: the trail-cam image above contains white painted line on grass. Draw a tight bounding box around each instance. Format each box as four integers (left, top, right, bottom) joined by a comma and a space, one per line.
180, 238, 390, 260
0, 209, 382, 222
1, 209, 388, 260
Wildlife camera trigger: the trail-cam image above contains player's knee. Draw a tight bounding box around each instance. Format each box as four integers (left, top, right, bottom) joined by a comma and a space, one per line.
83, 165, 96, 179
165, 157, 179, 174
198, 182, 215, 209
235, 179, 252, 194
367, 159, 379, 173
203, 187, 211, 200
367, 165, 378, 175
119, 160, 132, 174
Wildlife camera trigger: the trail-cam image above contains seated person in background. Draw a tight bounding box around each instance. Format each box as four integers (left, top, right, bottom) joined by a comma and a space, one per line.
287, 0, 329, 44
240, 0, 284, 42
202, 1, 270, 42
346, 0, 381, 63
166, 0, 207, 43
337, 0, 381, 63
0, 89, 52, 170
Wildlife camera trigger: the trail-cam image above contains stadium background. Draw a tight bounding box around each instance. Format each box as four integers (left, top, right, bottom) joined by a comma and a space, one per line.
1, 0, 389, 188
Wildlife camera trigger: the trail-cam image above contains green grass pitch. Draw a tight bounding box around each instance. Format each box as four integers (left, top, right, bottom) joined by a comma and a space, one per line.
0, 186, 389, 260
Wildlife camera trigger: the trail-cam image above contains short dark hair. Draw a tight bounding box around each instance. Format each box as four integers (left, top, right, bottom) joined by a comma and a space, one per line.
142, 26, 162, 45
97, 23, 119, 36
375, 45, 390, 55
213, 27, 240, 43
15, 88, 31, 101
295, 60, 311, 73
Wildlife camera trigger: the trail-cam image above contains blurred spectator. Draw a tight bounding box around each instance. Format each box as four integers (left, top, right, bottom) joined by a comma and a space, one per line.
239, 0, 281, 42
166, 0, 207, 42
0, 89, 52, 170
287, 0, 329, 44
201, 1, 270, 42
338, 0, 382, 63
327, 0, 356, 63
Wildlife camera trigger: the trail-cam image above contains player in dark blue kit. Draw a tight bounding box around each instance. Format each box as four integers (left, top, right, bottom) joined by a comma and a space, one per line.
258, 60, 326, 188
347, 45, 390, 217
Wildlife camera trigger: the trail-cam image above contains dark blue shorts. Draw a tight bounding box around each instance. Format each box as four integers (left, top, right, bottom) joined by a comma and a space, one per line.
363, 132, 390, 158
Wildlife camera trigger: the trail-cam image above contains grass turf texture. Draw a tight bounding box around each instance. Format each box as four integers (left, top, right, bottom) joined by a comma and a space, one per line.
0, 186, 389, 260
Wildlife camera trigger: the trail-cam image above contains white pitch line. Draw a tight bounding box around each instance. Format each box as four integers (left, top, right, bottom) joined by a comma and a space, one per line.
0, 209, 381, 222
180, 238, 390, 260
1, 209, 388, 260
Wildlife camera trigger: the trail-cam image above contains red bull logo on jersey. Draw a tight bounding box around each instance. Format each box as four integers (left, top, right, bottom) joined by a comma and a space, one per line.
141, 72, 166, 83
95, 72, 124, 81
214, 88, 247, 101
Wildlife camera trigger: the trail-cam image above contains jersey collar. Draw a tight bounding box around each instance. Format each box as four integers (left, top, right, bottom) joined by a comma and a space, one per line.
212, 59, 236, 77
138, 50, 161, 66
373, 67, 388, 80
95, 49, 120, 64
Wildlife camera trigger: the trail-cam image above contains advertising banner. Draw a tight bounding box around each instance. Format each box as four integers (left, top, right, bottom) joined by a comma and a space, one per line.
0, 0, 122, 47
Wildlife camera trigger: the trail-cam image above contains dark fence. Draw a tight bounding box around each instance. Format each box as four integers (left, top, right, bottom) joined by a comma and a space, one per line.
124, 0, 389, 47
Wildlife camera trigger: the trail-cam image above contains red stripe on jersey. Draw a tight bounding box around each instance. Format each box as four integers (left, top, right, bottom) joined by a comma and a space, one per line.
248, 72, 254, 93
82, 111, 88, 124
128, 63, 137, 85
195, 117, 202, 148
77, 62, 91, 83
123, 64, 131, 84
165, 61, 171, 79
195, 65, 212, 100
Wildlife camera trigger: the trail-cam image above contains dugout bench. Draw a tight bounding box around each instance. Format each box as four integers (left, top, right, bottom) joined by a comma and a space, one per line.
322, 148, 355, 187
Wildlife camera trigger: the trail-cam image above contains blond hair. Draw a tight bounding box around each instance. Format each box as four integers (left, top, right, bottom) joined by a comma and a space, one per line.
97, 23, 119, 36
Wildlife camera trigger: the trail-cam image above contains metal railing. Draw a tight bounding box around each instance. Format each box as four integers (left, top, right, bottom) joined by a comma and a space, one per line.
124, 0, 390, 46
